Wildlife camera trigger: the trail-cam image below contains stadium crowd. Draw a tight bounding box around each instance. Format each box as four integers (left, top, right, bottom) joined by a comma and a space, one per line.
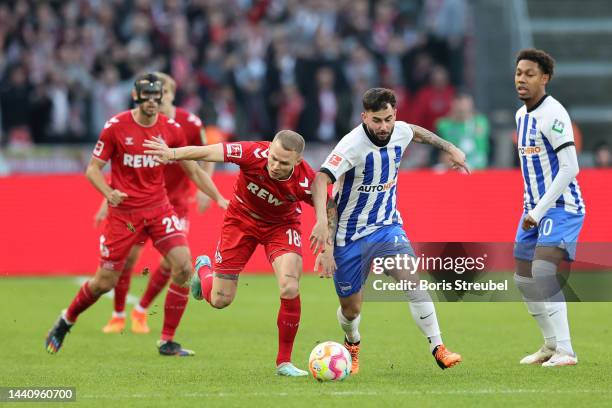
0, 0, 479, 167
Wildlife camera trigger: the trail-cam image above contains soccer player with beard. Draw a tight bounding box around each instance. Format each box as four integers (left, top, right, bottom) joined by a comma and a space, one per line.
309, 88, 467, 373
45, 73, 225, 356
96, 72, 228, 335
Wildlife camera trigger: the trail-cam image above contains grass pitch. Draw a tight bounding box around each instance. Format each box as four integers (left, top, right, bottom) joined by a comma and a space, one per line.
1, 275, 611, 407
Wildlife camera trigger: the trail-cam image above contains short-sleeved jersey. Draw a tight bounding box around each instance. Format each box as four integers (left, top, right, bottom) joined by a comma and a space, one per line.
515, 95, 585, 215
321, 121, 414, 246
92, 110, 186, 210
222, 141, 315, 224
163, 108, 205, 210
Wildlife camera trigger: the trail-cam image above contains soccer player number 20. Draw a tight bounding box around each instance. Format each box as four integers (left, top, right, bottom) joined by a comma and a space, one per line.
285, 229, 301, 247
162, 216, 184, 233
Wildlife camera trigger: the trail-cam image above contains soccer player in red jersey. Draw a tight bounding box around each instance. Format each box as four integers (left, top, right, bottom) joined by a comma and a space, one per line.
95, 73, 227, 335
45, 73, 225, 356
144, 130, 330, 376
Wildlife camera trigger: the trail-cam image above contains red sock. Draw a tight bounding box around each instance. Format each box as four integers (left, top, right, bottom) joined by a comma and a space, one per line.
199, 264, 214, 304
139, 265, 171, 309
65, 281, 100, 323
113, 266, 132, 314
161, 283, 189, 342
276, 296, 301, 365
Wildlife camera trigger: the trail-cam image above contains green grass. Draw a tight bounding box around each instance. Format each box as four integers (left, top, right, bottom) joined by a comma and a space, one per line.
1, 275, 612, 407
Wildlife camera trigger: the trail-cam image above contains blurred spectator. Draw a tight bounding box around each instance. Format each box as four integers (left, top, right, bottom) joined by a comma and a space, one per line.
0, 65, 32, 146
300, 66, 351, 142
593, 142, 611, 168
278, 83, 304, 131
0, 0, 471, 154
435, 92, 490, 170
421, 0, 467, 86
412, 65, 455, 131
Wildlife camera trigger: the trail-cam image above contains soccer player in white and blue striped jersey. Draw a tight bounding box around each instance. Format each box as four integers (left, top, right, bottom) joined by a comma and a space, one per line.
309, 88, 468, 372
513, 49, 585, 367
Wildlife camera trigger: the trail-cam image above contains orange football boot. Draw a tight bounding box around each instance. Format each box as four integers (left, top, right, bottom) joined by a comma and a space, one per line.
344, 338, 360, 374
433, 344, 462, 369
102, 316, 125, 334
131, 309, 150, 334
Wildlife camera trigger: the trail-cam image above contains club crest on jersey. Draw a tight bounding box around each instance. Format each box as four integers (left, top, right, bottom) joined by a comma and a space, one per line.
528, 128, 537, 139
227, 143, 242, 158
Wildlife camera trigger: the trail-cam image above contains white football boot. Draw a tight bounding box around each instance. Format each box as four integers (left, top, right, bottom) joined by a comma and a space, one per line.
542, 350, 578, 367
519, 344, 556, 365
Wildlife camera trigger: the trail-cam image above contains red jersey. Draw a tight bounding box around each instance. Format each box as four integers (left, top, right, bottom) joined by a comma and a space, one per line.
92, 110, 186, 210
164, 108, 205, 212
223, 141, 315, 224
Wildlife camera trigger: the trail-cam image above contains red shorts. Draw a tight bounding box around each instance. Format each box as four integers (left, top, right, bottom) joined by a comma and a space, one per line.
171, 202, 190, 233
214, 210, 303, 274
99, 203, 188, 271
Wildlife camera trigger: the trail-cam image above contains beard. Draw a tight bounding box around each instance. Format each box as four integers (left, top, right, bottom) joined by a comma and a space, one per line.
140, 103, 158, 117
367, 124, 393, 140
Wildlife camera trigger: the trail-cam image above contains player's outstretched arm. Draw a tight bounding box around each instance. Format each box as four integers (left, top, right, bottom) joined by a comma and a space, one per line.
143, 137, 225, 163
410, 124, 470, 173
195, 161, 216, 213
180, 160, 229, 209
85, 158, 128, 206
309, 171, 333, 254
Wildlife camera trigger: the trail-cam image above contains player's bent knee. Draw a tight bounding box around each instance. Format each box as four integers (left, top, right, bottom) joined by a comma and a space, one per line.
90, 277, 116, 295
171, 263, 193, 285
341, 303, 361, 320
210, 295, 234, 309
279, 281, 299, 299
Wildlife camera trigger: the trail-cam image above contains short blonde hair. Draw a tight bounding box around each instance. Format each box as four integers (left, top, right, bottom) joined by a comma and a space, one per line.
153, 72, 176, 94
273, 130, 305, 154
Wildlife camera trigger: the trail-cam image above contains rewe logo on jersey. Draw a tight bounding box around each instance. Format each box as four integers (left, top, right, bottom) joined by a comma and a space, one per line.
246, 182, 283, 206
357, 180, 396, 193
123, 154, 161, 168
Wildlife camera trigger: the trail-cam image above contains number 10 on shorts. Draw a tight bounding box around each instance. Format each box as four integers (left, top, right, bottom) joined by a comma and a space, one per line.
286, 228, 301, 247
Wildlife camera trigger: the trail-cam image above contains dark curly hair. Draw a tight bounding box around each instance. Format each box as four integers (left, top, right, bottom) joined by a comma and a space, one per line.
516, 48, 555, 79
362, 88, 397, 112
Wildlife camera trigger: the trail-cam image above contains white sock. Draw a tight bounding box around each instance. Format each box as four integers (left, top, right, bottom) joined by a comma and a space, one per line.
406, 288, 442, 352
62, 310, 74, 326
337, 306, 361, 343
532, 260, 574, 355
112, 311, 126, 318
134, 304, 146, 314
514, 274, 557, 349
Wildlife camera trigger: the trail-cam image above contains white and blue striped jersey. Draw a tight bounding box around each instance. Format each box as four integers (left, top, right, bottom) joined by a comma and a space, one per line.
515, 95, 585, 215
320, 122, 413, 246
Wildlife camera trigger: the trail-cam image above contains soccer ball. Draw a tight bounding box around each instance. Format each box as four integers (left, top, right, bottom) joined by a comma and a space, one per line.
308, 341, 352, 382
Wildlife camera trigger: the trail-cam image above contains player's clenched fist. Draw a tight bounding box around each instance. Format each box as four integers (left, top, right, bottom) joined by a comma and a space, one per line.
106, 189, 128, 207
143, 136, 173, 164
